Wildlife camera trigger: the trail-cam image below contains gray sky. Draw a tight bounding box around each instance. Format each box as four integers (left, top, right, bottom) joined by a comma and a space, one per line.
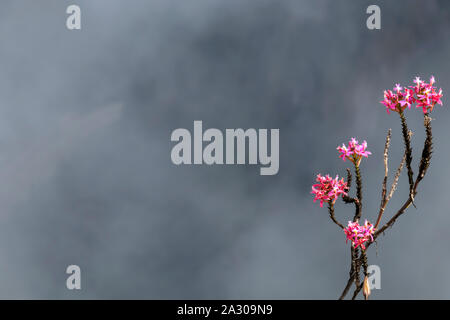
0, 0, 449, 299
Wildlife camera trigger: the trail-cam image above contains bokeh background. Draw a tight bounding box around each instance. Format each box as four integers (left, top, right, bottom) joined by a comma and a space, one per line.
0, 0, 449, 299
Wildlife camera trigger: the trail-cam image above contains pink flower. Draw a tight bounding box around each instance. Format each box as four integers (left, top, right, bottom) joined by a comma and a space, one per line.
413, 76, 422, 87
311, 174, 348, 207
381, 76, 443, 114
337, 138, 372, 165
380, 85, 414, 114
409, 75, 443, 114
344, 220, 375, 250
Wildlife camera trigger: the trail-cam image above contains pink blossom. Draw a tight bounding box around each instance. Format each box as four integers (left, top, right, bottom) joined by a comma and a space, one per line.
409, 75, 443, 114
311, 174, 348, 207
413, 76, 422, 87
344, 220, 375, 250
381, 76, 443, 114
380, 85, 414, 114
337, 138, 372, 165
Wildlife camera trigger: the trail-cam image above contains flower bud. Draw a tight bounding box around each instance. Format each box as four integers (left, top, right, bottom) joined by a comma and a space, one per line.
363, 275, 371, 300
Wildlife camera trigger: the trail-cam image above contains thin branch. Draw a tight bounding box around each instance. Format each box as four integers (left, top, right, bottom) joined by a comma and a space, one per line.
386, 153, 406, 203
399, 110, 415, 202
375, 114, 433, 237
346, 168, 352, 190
339, 164, 363, 300
352, 250, 369, 300
339, 271, 355, 300
342, 168, 359, 208
342, 195, 358, 204
351, 247, 361, 299
416, 114, 433, 184
375, 139, 407, 229
353, 164, 363, 222
351, 247, 362, 300
381, 129, 391, 204
361, 251, 369, 300
328, 202, 344, 229
339, 246, 356, 300
351, 284, 362, 300
375, 130, 391, 229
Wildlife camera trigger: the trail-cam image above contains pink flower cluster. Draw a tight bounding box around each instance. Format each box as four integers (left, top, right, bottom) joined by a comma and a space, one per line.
380, 76, 443, 114
337, 138, 372, 165
311, 174, 348, 207
411, 76, 443, 114
380, 84, 414, 114
344, 220, 375, 250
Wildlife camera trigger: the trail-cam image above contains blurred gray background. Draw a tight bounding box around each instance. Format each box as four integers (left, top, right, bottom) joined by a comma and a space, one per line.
0, 0, 448, 299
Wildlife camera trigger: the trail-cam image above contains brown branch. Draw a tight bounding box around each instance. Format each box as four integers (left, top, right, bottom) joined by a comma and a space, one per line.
352, 250, 369, 300
375, 130, 391, 229
386, 153, 406, 203
416, 114, 433, 184
351, 250, 362, 300
351, 285, 361, 300
361, 251, 370, 300
353, 164, 363, 222
339, 270, 355, 300
374, 136, 407, 229
399, 110, 415, 202
351, 247, 361, 299
381, 129, 391, 204
342, 168, 359, 212
339, 113, 434, 300
342, 195, 358, 204
346, 168, 352, 190
339, 164, 364, 300
375, 114, 432, 237
339, 246, 356, 300
328, 202, 344, 229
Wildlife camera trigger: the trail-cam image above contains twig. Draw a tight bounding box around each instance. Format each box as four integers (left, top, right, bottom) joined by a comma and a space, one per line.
339, 246, 356, 300
386, 153, 406, 203
351, 251, 368, 300
353, 164, 363, 222
351, 247, 361, 299
342, 168, 359, 207
375, 130, 391, 229
399, 110, 415, 203
375, 114, 432, 237
374, 133, 407, 229
361, 251, 369, 300
351, 247, 362, 300
416, 114, 433, 184
346, 168, 352, 190
339, 270, 355, 300
328, 202, 344, 229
